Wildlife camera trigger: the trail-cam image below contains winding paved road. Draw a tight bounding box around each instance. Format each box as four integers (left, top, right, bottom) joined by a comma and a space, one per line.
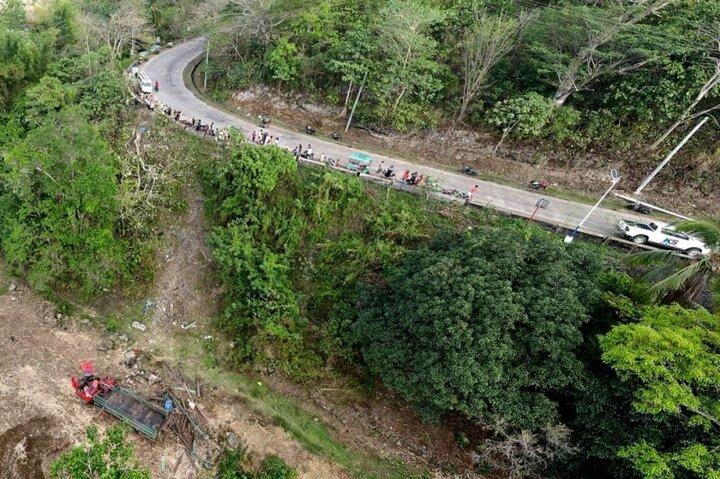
141, 38, 651, 241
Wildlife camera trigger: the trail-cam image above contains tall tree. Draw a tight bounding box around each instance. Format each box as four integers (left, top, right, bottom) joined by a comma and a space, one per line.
456, 9, 529, 123
375, 0, 445, 118
0, 29, 54, 110
600, 305, 720, 479
527, 1, 672, 107
0, 107, 126, 295
83, 0, 151, 59
355, 227, 602, 428
649, 15, 720, 149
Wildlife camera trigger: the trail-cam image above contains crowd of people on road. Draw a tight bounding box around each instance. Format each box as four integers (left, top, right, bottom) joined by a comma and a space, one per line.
136, 81, 481, 206
138, 91, 483, 204
250, 129, 281, 146
292, 143, 314, 160
138, 93, 230, 142
375, 161, 426, 186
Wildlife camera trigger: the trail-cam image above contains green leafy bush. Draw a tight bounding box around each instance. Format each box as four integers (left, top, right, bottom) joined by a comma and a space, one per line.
546, 106, 583, 146
50, 425, 149, 479
76, 69, 129, 121
600, 305, 720, 479
257, 455, 298, 479
217, 447, 253, 479
486, 92, 553, 140
216, 447, 297, 479
22, 75, 76, 127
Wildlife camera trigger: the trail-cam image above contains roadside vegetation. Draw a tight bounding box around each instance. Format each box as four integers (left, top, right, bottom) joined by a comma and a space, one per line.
202, 0, 720, 191
200, 142, 720, 478
2, 2, 720, 479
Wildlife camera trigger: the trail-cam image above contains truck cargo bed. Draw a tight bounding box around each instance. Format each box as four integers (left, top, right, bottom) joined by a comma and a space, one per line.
93, 386, 167, 439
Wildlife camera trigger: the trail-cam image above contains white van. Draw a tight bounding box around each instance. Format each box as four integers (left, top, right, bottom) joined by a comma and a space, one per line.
139, 73, 153, 94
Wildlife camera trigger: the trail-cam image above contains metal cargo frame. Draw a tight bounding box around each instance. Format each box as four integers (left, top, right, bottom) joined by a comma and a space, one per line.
93, 386, 167, 439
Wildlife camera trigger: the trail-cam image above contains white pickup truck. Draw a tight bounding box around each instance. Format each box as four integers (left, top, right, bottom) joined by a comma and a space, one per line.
616, 219, 709, 256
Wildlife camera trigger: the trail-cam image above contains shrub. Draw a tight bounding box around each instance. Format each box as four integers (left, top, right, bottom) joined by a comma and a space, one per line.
76, 70, 128, 121
257, 455, 298, 479
216, 448, 297, 479
22, 75, 76, 127
217, 447, 253, 479
546, 106, 584, 146
50, 425, 149, 479
485, 92, 553, 139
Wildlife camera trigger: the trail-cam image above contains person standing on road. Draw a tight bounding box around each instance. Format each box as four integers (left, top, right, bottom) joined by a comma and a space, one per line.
306, 144, 314, 160
376, 161, 385, 174
466, 184, 479, 205
251, 130, 257, 143
154, 81, 159, 92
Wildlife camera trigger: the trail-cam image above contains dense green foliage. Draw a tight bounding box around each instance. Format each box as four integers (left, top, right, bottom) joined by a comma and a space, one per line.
0, 0, 189, 298
0, 107, 126, 295
207, 0, 720, 157
354, 227, 603, 430
601, 305, 720, 479
50, 425, 150, 479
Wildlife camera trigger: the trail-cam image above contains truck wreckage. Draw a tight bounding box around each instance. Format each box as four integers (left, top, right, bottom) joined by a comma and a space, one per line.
71, 362, 219, 468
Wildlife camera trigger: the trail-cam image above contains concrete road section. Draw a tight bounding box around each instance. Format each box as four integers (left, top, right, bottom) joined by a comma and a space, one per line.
141, 38, 654, 241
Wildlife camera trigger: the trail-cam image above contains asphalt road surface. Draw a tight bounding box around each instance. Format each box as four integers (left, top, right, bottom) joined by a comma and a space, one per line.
141, 38, 652, 241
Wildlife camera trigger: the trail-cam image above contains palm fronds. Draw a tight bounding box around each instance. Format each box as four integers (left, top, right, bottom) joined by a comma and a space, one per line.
625, 219, 720, 307
674, 220, 720, 247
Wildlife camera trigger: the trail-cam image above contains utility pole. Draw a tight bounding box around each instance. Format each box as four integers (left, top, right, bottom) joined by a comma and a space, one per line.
203, 38, 210, 91
564, 169, 620, 244
345, 70, 368, 133
635, 116, 709, 195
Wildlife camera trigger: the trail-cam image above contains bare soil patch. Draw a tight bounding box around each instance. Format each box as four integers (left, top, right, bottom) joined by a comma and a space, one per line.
152, 189, 213, 329
0, 285, 194, 478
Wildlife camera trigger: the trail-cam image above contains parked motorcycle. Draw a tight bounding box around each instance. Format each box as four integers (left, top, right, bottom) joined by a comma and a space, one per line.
258, 115, 272, 126
461, 165, 478, 176
528, 179, 549, 190
331, 132, 342, 141
304, 125, 317, 135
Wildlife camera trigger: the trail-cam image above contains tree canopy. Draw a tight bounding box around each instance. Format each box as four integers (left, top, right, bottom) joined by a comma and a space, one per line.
0, 107, 126, 295
601, 305, 720, 479
354, 227, 603, 430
